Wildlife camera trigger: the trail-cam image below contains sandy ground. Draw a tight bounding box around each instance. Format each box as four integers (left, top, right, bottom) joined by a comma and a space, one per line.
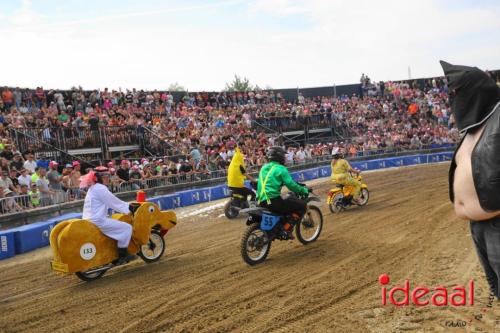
1, 163, 499, 333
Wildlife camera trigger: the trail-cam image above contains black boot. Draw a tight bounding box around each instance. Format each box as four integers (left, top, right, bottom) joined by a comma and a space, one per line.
114, 247, 136, 265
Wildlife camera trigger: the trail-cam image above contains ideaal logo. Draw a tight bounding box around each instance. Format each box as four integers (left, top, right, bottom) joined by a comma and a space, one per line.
379, 274, 474, 306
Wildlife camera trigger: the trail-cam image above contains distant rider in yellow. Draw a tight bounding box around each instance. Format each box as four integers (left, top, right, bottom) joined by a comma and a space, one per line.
331, 150, 362, 204
227, 147, 256, 202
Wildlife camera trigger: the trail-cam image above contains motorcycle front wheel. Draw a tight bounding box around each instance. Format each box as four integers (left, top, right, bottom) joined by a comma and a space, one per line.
356, 188, 370, 206
296, 206, 323, 245
240, 223, 271, 266
224, 200, 239, 219
138, 230, 166, 263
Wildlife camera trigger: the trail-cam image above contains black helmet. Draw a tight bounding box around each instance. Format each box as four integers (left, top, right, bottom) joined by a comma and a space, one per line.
332, 148, 343, 159
267, 146, 286, 165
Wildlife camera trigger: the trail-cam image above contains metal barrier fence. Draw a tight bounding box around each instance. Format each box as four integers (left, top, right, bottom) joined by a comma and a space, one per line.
0, 144, 455, 216
0, 190, 75, 214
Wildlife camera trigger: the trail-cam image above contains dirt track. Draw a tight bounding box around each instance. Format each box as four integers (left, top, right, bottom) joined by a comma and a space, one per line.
1, 163, 499, 333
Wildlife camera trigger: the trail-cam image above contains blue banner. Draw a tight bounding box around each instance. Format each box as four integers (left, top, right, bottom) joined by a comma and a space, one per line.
0, 230, 15, 260
13, 220, 57, 254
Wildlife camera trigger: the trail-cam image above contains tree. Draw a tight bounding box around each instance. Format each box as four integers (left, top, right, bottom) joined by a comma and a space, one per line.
167, 82, 186, 92
224, 75, 254, 92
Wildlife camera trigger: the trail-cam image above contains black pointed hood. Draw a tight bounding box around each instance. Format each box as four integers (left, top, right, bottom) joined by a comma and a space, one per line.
440, 60, 500, 134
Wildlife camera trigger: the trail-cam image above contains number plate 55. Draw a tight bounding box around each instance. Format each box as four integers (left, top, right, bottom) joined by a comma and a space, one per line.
260, 214, 280, 231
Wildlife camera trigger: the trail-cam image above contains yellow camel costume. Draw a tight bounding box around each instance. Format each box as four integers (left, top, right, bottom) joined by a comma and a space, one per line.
227, 148, 246, 188
331, 158, 361, 200
50, 201, 176, 274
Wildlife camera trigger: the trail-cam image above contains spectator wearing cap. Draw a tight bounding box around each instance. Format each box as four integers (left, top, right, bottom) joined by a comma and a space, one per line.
23, 153, 37, 174
36, 168, 54, 206
47, 161, 64, 203
129, 165, 141, 190
142, 163, 154, 179
29, 183, 40, 208
18, 168, 31, 187
109, 167, 123, 192
0, 187, 23, 214
61, 164, 72, 194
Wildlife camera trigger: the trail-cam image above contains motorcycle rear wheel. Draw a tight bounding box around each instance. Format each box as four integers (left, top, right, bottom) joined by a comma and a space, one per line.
224, 200, 239, 219
241, 223, 271, 266
296, 206, 323, 244
329, 193, 343, 213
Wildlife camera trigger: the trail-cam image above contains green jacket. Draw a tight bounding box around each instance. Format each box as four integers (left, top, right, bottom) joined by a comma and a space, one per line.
257, 161, 308, 203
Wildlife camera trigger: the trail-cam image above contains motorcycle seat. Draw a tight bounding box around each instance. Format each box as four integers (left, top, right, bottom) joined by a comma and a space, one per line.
241, 207, 275, 216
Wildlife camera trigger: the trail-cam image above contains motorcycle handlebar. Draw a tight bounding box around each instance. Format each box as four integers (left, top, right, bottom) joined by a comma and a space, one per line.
129, 203, 140, 215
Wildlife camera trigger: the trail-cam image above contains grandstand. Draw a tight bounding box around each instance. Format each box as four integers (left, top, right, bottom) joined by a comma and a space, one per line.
1, 70, 500, 216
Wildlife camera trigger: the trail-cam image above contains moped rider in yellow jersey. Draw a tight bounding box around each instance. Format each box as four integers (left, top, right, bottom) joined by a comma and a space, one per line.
330, 151, 362, 204
225, 147, 257, 218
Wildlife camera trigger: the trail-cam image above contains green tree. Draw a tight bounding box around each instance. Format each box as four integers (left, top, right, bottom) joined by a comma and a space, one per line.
224, 75, 254, 92
167, 82, 186, 92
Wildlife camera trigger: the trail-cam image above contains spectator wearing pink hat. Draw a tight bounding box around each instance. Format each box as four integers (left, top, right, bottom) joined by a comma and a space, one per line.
109, 167, 123, 192
68, 161, 83, 200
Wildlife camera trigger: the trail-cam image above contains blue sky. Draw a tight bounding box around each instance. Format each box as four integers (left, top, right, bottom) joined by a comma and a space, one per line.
1, 0, 499, 91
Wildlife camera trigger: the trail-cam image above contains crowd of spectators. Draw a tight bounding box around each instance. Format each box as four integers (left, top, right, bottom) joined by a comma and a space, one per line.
1, 70, 499, 214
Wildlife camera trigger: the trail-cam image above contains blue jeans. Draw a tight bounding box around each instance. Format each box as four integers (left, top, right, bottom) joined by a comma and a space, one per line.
470, 217, 500, 298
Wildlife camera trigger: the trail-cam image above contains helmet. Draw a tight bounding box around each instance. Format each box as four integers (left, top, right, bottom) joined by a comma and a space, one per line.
94, 166, 110, 184
332, 147, 342, 159
266, 146, 286, 165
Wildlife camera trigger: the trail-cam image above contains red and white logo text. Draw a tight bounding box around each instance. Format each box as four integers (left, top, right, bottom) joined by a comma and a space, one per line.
379, 274, 474, 306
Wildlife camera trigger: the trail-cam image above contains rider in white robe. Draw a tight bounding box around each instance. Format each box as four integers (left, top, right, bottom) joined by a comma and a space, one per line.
82, 183, 132, 248
80, 167, 134, 262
